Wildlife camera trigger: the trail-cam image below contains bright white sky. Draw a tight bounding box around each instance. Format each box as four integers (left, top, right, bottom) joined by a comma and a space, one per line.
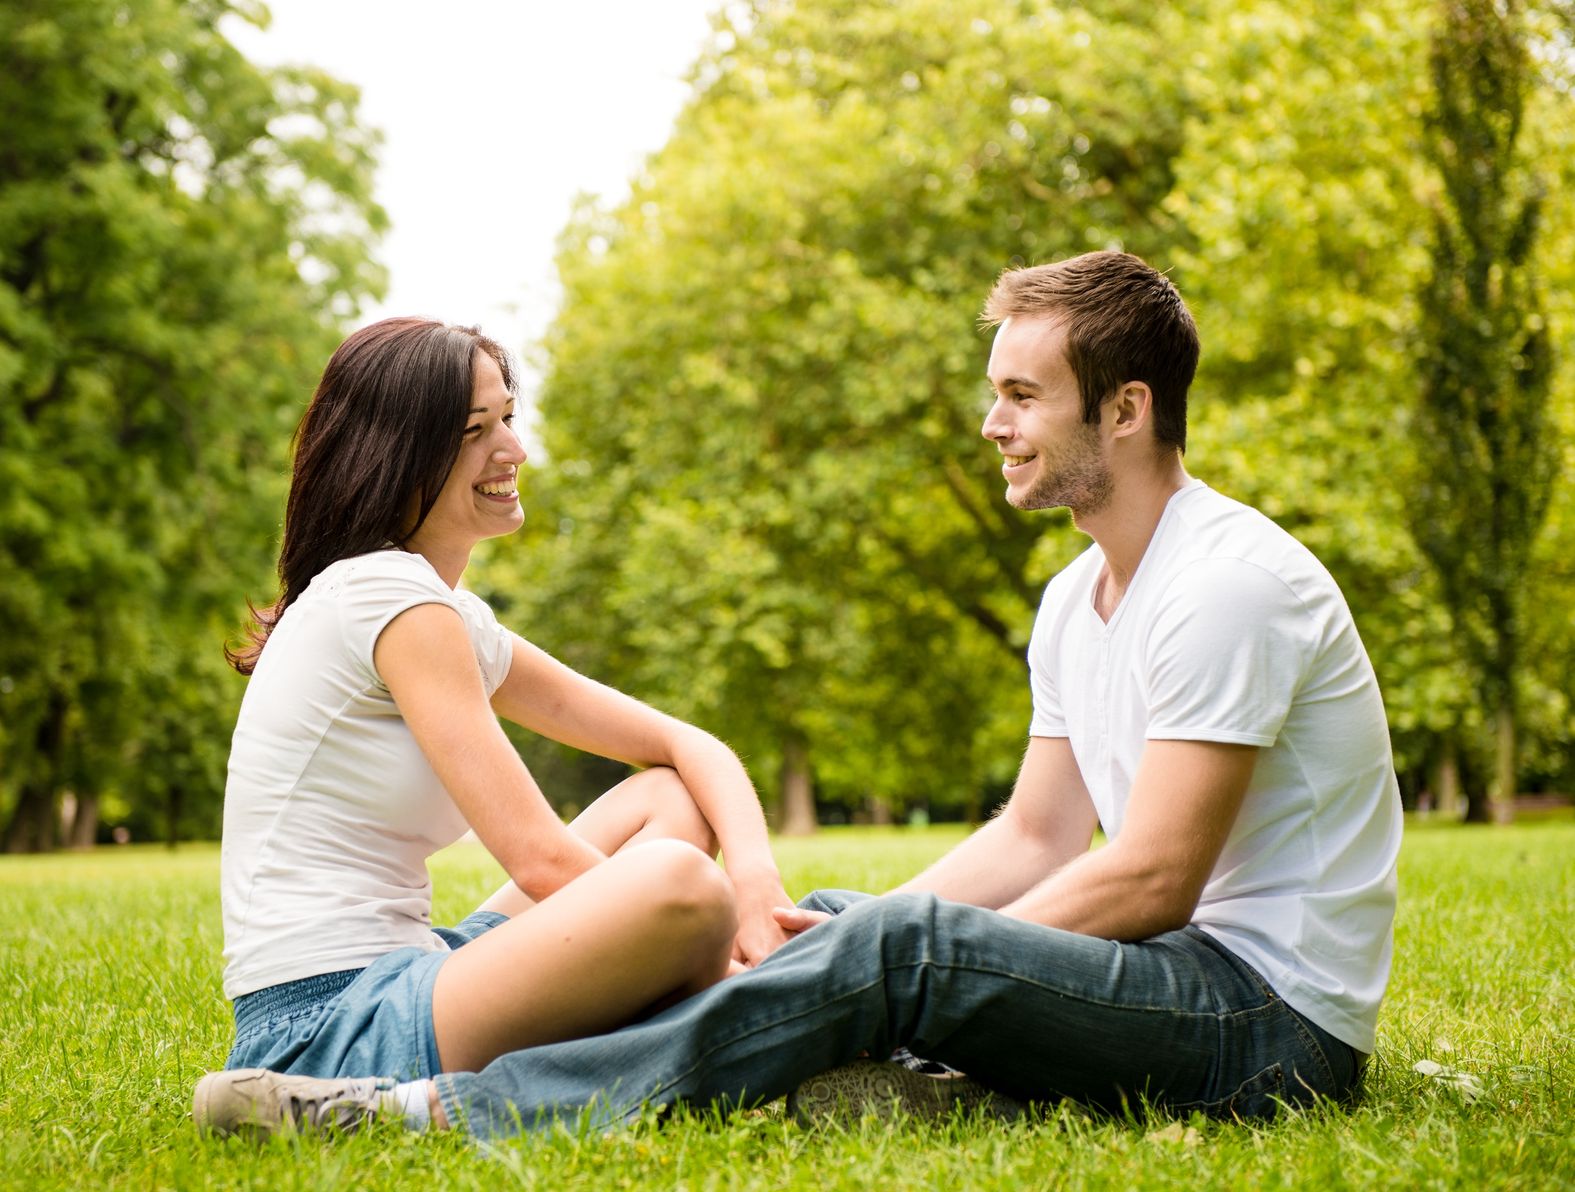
225, 1, 722, 367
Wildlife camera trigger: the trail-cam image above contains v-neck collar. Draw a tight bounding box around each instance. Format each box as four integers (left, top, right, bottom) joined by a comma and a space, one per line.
1086, 479, 1204, 632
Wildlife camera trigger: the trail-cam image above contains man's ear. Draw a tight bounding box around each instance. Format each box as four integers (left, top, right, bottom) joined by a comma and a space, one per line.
1108, 381, 1153, 440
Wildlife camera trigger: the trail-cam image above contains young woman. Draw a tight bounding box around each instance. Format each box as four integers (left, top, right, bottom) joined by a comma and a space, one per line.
211, 317, 791, 1096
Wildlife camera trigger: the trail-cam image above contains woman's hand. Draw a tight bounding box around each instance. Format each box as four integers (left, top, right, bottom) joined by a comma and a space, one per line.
728, 870, 797, 966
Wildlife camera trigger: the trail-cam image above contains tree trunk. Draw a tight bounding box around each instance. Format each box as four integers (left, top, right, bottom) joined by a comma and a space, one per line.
963, 790, 982, 826
67, 789, 99, 849
1491, 701, 1517, 824
165, 783, 184, 849
2, 698, 67, 853
778, 735, 817, 836
2, 783, 58, 853
1462, 743, 1492, 823
868, 796, 892, 826
1434, 738, 1463, 820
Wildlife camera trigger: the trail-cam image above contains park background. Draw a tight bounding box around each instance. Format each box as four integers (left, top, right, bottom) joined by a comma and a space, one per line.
2, 0, 1573, 846
3, 3, 1573, 1189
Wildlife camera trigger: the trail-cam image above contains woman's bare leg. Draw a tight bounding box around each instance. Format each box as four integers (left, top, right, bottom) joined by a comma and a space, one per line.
477, 765, 715, 917
570, 764, 718, 856
430, 839, 737, 1074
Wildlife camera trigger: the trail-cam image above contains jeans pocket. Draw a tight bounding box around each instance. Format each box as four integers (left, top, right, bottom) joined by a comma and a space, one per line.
1178, 1062, 1287, 1120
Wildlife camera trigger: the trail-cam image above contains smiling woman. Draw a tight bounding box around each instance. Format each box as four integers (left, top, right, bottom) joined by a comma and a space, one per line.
401, 349, 526, 585
200, 318, 792, 1127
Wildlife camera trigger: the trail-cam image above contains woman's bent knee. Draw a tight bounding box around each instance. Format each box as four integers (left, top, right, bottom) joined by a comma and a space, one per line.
620, 839, 737, 939
635, 766, 719, 856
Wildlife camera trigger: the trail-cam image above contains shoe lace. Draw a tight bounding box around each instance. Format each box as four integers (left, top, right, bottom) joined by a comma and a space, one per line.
284, 1083, 377, 1131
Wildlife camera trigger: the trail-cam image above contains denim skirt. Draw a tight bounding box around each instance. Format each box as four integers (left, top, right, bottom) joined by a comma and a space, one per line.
224, 910, 508, 1082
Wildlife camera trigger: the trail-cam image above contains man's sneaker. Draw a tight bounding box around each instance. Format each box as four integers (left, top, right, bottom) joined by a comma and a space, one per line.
787, 1058, 1026, 1126
193, 1068, 397, 1138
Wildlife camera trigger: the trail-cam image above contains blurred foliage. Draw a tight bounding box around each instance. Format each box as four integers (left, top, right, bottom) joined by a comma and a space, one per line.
1410, 0, 1559, 820
0, 0, 385, 849
480, 0, 1574, 823
481, 0, 1197, 823
2, 0, 1571, 844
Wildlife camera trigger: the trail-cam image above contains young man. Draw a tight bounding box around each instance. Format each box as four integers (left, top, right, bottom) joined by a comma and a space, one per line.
195, 251, 1401, 1138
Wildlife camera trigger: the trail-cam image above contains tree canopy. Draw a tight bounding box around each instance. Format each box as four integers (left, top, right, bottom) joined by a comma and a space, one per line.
481, 0, 1574, 826
0, 0, 385, 849
2, 0, 1569, 844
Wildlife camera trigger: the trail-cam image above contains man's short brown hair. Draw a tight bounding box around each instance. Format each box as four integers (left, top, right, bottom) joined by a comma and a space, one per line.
982, 251, 1199, 451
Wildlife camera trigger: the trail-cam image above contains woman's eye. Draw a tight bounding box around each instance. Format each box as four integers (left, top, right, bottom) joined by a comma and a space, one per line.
502, 413, 515, 426
464, 424, 482, 436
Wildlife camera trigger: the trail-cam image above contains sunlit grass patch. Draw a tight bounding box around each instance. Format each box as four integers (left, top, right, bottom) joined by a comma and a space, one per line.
0, 823, 1571, 1190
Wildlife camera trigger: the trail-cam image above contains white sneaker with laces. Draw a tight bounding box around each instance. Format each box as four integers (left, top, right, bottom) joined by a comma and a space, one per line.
192, 1068, 397, 1138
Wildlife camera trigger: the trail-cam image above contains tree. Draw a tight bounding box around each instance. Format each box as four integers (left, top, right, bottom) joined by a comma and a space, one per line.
482, 0, 1195, 827
0, 0, 385, 850
1410, 0, 1560, 822
489, 0, 1574, 828
1161, 0, 1575, 811
1162, 0, 1465, 789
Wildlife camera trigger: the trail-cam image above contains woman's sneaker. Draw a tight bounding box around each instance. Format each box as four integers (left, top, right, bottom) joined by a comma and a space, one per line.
786, 1058, 1026, 1126
193, 1068, 397, 1138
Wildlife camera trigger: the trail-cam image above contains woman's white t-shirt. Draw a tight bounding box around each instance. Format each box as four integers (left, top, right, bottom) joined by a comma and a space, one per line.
1028, 481, 1402, 1053
220, 549, 513, 1000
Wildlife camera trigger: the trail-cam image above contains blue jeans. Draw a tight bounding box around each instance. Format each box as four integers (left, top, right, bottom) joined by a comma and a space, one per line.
435, 890, 1363, 1138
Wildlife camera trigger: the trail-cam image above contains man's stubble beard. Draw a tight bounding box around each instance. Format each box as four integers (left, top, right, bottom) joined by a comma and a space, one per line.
1008, 424, 1114, 517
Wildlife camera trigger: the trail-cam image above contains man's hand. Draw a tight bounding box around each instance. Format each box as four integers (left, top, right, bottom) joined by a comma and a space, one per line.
771, 906, 832, 936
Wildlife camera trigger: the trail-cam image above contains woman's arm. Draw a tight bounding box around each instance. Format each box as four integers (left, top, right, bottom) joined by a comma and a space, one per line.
375, 604, 609, 901
489, 634, 792, 964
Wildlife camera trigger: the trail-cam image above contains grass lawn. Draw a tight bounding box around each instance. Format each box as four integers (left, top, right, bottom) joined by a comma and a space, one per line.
1, 821, 1571, 1190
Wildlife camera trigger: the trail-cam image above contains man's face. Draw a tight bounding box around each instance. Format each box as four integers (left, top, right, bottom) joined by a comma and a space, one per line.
982, 315, 1112, 514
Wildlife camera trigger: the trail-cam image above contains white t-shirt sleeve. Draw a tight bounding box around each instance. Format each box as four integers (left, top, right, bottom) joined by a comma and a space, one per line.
1028, 581, 1072, 738
336, 557, 465, 687
1143, 557, 1314, 747
454, 590, 515, 696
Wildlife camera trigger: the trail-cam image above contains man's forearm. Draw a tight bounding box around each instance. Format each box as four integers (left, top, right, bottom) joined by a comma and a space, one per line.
895, 814, 1086, 908
1001, 739, 1259, 940
999, 841, 1196, 940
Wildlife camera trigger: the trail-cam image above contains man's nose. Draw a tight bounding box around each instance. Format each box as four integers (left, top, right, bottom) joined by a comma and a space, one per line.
981, 397, 1009, 441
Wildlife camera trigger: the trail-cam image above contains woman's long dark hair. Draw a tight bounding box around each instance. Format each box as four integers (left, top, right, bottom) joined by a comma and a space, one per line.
227, 318, 516, 674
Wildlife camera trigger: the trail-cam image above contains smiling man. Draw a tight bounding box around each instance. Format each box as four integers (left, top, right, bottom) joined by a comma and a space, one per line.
196, 252, 1402, 1139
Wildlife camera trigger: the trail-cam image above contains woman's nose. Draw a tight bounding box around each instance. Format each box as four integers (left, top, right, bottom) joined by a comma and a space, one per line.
496, 428, 526, 463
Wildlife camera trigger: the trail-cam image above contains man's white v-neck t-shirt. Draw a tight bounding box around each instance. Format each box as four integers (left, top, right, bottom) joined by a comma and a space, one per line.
1027, 480, 1401, 1052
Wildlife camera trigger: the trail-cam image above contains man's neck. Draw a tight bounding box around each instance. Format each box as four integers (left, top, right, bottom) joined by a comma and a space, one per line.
1075, 455, 1190, 621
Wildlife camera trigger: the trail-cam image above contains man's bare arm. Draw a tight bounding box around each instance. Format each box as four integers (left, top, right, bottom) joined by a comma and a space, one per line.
894, 736, 1100, 908
1000, 738, 1258, 939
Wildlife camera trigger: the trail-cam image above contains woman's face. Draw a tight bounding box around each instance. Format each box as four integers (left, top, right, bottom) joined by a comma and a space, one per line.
407, 350, 526, 560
